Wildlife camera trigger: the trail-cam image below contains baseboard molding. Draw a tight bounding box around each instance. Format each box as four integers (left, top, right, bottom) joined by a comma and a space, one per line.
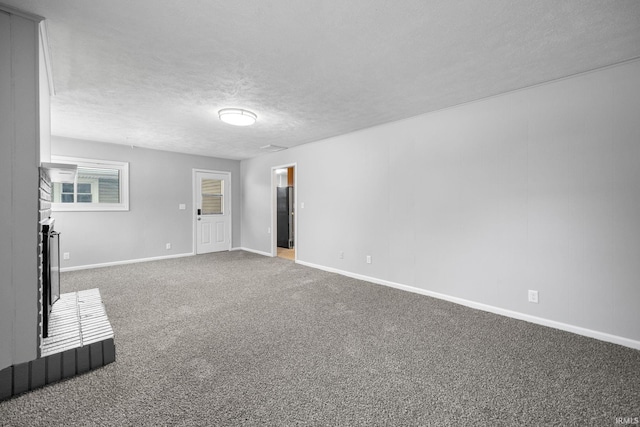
295, 260, 640, 351
236, 247, 274, 258
60, 252, 194, 272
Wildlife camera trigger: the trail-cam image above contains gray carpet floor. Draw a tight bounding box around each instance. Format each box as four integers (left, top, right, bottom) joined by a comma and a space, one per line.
1, 251, 639, 426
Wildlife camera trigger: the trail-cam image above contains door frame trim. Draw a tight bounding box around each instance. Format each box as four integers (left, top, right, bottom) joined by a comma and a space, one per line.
271, 163, 297, 259
192, 169, 232, 254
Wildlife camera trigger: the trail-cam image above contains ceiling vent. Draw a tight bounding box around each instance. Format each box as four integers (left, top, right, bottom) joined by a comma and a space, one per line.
260, 145, 287, 152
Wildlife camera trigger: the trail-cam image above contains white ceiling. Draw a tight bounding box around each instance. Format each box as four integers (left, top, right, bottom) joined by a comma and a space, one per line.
4, 1, 640, 160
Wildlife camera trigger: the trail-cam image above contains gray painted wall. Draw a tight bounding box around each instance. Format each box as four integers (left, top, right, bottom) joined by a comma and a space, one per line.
38, 21, 51, 164
241, 60, 640, 344
52, 137, 241, 269
0, 11, 41, 370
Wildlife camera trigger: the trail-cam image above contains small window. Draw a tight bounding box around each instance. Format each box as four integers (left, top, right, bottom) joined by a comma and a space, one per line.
51, 156, 129, 211
77, 182, 92, 203
201, 178, 223, 215
61, 183, 74, 203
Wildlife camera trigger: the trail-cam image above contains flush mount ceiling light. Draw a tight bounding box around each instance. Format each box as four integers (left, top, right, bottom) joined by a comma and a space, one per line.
218, 108, 257, 126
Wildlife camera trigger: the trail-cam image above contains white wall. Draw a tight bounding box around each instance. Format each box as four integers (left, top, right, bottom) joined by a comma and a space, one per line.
276, 171, 289, 187
52, 137, 241, 269
241, 60, 640, 346
38, 21, 51, 163
0, 10, 41, 370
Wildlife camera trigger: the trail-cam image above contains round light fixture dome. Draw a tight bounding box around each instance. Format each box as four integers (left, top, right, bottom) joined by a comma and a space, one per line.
218, 108, 257, 126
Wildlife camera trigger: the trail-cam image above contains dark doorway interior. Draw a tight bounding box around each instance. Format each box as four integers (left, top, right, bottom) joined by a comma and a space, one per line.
277, 186, 294, 248
276, 166, 295, 252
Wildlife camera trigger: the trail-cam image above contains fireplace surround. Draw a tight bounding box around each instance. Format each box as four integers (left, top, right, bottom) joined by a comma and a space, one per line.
0, 167, 115, 401
41, 217, 60, 338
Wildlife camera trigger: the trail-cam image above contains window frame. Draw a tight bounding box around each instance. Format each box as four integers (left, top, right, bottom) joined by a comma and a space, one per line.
201, 178, 224, 215
51, 156, 130, 212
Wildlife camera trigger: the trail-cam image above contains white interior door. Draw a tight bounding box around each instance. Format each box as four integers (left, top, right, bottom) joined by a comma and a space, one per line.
195, 171, 230, 254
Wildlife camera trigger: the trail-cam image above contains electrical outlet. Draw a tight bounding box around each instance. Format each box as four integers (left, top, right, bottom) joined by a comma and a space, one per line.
528, 290, 539, 303
166, 243, 171, 250
63, 252, 70, 260
339, 251, 344, 259
366, 255, 372, 264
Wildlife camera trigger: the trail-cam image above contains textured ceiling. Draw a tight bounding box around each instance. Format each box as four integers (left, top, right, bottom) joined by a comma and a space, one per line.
3, 0, 640, 159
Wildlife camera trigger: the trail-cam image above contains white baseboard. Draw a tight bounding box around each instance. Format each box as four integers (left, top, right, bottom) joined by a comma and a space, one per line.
60, 252, 194, 272
235, 247, 274, 257
295, 260, 640, 351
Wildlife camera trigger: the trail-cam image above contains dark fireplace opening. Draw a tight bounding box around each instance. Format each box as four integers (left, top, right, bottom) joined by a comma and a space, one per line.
42, 217, 60, 338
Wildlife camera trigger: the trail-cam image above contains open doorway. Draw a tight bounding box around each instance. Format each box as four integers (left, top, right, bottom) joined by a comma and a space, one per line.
272, 164, 296, 261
